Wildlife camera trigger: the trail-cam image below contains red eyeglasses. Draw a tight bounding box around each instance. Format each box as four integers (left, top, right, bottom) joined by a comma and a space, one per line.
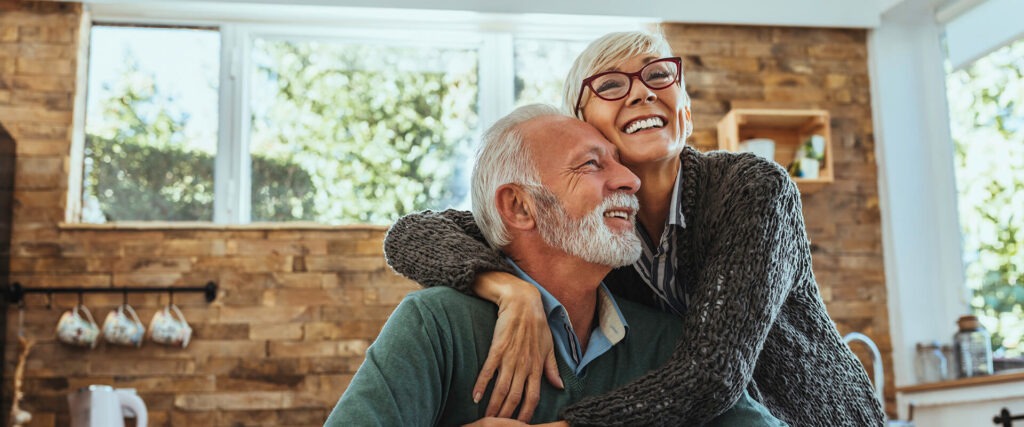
574, 57, 682, 117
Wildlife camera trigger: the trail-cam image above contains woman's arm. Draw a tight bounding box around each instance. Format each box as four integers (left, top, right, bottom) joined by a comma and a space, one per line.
561, 167, 804, 426
384, 209, 516, 292
384, 209, 562, 420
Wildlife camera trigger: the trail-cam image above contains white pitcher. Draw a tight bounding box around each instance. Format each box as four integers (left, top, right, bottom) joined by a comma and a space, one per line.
68, 385, 147, 427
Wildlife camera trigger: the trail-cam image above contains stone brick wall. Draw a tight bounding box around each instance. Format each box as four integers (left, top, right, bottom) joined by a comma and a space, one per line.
0, 3, 892, 425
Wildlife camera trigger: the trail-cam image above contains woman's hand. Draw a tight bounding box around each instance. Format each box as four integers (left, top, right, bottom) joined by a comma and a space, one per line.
471, 271, 564, 422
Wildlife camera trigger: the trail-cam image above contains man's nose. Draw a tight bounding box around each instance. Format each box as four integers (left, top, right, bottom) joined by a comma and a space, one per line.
607, 160, 640, 194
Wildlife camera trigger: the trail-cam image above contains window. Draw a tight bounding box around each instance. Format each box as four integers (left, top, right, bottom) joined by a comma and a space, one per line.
82, 25, 220, 222
248, 37, 479, 223
76, 5, 633, 225
946, 37, 1024, 357
513, 38, 589, 108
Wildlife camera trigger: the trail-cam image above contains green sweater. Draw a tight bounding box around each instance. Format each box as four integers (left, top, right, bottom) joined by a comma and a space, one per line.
325, 287, 784, 426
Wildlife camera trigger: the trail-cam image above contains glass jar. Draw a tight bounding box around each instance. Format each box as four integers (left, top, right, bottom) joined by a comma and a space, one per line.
953, 315, 994, 377
914, 341, 947, 383
941, 344, 958, 380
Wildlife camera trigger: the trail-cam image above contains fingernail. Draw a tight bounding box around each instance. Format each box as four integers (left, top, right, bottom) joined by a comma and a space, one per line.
473, 392, 482, 403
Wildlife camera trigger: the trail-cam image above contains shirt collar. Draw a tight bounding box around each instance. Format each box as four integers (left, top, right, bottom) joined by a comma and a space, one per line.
504, 258, 628, 345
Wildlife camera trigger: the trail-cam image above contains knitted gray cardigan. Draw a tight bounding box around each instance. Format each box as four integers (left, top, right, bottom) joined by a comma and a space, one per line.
383, 146, 885, 427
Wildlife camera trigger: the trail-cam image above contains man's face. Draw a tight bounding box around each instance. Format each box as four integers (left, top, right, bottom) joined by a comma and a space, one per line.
520, 117, 642, 267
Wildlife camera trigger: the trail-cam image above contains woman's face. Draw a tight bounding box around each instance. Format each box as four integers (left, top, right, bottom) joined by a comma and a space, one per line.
580, 55, 691, 167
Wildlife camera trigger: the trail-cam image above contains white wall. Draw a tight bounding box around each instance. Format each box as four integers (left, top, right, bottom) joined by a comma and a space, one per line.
868, 0, 968, 416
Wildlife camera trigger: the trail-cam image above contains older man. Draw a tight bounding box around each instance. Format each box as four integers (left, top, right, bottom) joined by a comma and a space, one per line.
325, 104, 783, 426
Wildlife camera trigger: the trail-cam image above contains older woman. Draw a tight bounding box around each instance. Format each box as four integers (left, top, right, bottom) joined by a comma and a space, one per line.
383, 31, 884, 426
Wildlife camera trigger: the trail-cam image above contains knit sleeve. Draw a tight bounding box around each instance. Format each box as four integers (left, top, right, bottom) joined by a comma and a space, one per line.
561, 162, 805, 427
383, 209, 515, 294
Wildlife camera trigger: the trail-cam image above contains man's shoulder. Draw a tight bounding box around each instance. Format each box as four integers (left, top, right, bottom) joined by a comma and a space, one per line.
404, 286, 483, 302
398, 287, 497, 324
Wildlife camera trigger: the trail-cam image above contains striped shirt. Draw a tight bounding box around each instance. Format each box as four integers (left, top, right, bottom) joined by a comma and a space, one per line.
632, 166, 688, 317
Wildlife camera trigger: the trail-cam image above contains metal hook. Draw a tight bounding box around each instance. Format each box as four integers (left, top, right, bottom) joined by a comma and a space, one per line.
77, 291, 83, 306
169, 289, 174, 306
122, 288, 128, 306
45, 291, 52, 310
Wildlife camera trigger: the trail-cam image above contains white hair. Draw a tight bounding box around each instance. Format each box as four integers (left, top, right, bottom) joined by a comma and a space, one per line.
471, 104, 565, 248
562, 29, 689, 119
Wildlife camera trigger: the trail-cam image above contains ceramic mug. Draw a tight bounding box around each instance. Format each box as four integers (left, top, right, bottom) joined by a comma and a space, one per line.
56, 304, 101, 349
149, 304, 192, 348
102, 304, 145, 347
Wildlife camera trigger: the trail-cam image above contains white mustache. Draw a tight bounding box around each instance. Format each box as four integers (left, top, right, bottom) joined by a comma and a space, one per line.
597, 192, 639, 221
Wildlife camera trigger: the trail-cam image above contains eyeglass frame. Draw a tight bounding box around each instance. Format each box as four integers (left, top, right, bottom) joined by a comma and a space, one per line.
573, 57, 683, 117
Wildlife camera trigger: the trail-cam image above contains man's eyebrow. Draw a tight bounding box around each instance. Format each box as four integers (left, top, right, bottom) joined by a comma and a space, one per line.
568, 146, 605, 164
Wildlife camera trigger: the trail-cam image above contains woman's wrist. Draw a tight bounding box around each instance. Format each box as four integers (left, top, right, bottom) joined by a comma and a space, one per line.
473, 271, 540, 305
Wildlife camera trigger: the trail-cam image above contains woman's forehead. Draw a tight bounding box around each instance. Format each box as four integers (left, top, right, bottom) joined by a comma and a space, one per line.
600, 54, 662, 73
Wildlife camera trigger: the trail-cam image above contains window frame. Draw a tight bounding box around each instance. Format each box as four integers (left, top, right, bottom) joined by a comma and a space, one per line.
76, 2, 650, 225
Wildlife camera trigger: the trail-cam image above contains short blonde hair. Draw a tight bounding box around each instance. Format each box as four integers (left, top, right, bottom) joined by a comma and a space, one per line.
562, 30, 690, 119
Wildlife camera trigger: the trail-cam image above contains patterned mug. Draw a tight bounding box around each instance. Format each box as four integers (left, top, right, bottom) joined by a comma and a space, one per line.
56, 304, 101, 349
102, 304, 145, 347
149, 304, 192, 348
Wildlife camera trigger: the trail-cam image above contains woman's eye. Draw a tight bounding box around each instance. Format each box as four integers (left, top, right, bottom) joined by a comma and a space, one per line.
583, 160, 600, 168
595, 80, 624, 94
645, 70, 671, 83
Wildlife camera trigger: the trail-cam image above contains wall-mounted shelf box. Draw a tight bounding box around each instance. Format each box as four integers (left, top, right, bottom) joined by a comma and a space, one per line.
716, 108, 833, 194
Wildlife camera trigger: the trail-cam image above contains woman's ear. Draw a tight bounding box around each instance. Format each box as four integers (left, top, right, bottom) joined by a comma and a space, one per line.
682, 105, 693, 139
495, 184, 536, 231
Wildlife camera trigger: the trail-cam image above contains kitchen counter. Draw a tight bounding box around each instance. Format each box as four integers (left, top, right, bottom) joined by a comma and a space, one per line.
897, 370, 1024, 426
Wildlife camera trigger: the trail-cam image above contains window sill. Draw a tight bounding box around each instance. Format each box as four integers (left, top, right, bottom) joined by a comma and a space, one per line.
58, 221, 389, 232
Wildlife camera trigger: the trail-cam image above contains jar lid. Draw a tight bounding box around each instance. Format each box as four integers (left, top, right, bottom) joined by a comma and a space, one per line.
957, 315, 981, 330
916, 341, 941, 350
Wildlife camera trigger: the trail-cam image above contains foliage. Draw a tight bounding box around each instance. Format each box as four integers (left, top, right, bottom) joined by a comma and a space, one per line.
249, 39, 478, 224
947, 38, 1024, 355
85, 135, 214, 221
85, 37, 479, 225
84, 57, 316, 222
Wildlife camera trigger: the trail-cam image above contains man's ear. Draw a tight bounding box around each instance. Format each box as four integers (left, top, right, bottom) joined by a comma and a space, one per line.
495, 184, 536, 231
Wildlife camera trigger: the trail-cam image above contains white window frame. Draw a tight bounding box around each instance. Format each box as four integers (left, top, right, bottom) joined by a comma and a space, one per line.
75, 2, 650, 224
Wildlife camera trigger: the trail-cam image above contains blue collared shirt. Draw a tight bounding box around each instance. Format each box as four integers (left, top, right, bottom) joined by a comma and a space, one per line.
632, 164, 688, 317
506, 259, 629, 376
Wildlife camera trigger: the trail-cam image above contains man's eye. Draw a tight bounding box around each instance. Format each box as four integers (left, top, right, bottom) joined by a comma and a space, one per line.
582, 160, 600, 168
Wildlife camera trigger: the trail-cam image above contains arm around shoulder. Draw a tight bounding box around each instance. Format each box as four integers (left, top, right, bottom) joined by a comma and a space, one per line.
383, 209, 514, 293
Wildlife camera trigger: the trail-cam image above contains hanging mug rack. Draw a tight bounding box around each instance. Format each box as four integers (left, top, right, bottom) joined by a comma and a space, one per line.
5, 282, 218, 305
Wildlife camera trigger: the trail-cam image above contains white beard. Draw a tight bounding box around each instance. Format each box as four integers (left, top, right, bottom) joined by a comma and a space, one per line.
530, 188, 642, 268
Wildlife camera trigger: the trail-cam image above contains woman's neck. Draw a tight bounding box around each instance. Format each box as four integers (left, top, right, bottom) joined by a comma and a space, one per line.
631, 157, 681, 240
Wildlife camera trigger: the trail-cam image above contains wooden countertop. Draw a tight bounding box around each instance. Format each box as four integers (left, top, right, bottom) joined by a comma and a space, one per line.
897, 369, 1024, 393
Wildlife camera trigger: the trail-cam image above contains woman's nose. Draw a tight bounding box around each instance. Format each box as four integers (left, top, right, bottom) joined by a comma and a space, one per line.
627, 77, 657, 106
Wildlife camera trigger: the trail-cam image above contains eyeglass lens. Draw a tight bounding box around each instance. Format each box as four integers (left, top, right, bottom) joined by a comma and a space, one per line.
590, 60, 679, 101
